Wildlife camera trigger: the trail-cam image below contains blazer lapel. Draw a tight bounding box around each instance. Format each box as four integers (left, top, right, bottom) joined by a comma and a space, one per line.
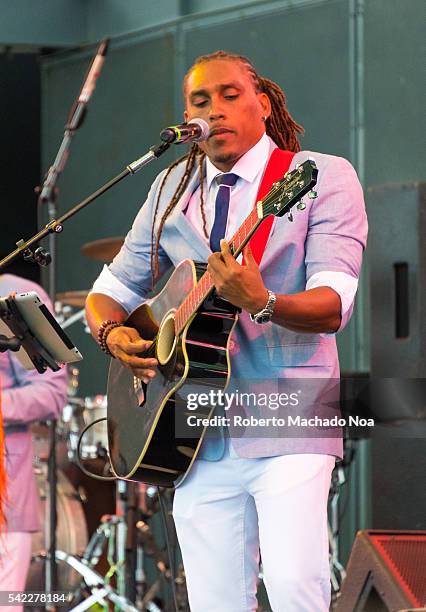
167, 167, 212, 262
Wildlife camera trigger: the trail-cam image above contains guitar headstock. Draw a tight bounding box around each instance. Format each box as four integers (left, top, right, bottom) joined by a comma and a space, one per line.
257, 159, 318, 221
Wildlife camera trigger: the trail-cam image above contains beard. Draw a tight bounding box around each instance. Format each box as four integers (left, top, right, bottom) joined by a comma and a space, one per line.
207, 149, 242, 170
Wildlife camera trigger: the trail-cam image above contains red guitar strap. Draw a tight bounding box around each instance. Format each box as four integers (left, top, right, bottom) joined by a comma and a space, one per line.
244, 148, 295, 266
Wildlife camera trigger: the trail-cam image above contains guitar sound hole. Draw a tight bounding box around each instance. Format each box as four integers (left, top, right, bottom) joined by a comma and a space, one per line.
156, 312, 177, 365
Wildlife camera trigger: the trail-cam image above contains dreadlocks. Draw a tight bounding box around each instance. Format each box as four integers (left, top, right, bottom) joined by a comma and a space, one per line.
151, 50, 304, 281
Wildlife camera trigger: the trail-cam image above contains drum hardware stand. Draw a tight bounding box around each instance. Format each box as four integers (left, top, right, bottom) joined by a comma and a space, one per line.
156, 490, 184, 612
34, 519, 136, 611
55, 549, 138, 612
135, 498, 188, 612
116, 480, 174, 610
136, 513, 181, 612
117, 479, 137, 601
60, 478, 175, 611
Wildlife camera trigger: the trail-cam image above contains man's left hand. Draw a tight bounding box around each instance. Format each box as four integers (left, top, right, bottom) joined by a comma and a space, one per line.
207, 240, 269, 314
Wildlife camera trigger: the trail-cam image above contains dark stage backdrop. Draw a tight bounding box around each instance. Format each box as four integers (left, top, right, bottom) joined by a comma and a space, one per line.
0, 53, 40, 281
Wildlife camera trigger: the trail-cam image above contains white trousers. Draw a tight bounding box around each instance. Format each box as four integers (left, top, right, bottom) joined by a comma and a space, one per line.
0, 532, 32, 612
173, 441, 335, 612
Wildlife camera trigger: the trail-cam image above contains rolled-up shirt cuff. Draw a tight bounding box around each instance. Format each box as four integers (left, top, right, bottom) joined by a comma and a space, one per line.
89, 265, 143, 314
306, 271, 359, 334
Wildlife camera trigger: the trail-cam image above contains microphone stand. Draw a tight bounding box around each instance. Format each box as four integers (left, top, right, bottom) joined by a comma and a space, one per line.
0, 139, 170, 274
35, 40, 109, 609
37, 38, 109, 299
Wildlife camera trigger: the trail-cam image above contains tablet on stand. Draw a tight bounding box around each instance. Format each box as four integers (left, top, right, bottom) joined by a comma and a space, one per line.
0, 291, 82, 372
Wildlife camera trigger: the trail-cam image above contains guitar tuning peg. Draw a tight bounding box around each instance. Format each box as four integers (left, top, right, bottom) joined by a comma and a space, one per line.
308, 190, 318, 199
297, 201, 306, 210
288, 212, 294, 222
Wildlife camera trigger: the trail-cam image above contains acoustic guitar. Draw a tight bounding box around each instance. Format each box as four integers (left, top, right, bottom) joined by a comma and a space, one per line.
107, 159, 318, 486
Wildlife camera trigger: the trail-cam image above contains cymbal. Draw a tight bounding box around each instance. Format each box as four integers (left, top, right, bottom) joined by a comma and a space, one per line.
56, 290, 88, 307
81, 236, 124, 262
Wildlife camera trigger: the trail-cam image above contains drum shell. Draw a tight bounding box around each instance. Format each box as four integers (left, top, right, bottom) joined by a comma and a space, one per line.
26, 465, 88, 591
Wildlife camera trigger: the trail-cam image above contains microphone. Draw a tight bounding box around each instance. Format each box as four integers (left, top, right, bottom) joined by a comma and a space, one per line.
78, 38, 109, 104
160, 118, 209, 144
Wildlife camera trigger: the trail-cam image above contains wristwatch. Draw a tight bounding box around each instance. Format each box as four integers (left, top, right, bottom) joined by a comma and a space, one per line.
249, 290, 277, 324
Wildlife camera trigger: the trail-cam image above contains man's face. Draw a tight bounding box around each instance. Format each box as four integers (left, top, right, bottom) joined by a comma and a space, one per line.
184, 59, 270, 172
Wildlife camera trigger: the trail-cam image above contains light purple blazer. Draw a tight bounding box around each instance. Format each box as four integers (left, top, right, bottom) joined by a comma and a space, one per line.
0, 274, 67, 532
108, 145, 368, 461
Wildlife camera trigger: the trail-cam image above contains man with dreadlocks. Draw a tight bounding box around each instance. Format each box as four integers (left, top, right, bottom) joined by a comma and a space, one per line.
86, 51, 367, 611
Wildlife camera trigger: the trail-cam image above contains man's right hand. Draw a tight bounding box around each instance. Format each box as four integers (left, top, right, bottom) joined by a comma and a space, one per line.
106, 326, 158, 384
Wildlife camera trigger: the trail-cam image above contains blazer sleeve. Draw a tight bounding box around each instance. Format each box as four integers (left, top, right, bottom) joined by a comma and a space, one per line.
304, 155, 368, 330
108, 169, 173, 300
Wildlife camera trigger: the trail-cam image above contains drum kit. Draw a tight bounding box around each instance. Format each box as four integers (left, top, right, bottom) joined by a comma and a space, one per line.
28, 237, 188, 611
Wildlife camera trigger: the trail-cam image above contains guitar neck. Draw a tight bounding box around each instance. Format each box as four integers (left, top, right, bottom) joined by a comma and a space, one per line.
175, 206, 263, 334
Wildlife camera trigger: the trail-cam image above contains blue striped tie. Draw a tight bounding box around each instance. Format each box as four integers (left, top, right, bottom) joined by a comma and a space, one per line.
210, 173, 239, 252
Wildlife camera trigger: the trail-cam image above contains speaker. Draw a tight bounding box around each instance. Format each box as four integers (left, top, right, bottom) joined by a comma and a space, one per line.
368, 182, 426, 377
367, 183, 426, 529
334, 530, 426, 612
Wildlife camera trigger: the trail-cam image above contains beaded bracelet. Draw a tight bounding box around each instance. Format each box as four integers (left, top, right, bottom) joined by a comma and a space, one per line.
97, 320, 123, 356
